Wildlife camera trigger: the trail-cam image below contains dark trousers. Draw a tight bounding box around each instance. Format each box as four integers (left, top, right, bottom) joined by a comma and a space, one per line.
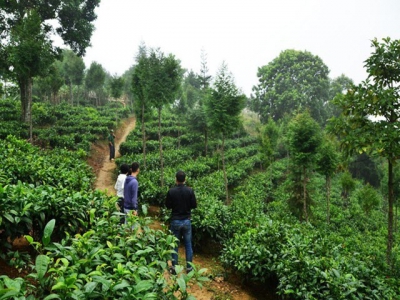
170, 219, 193, 270
109, 144, 115, 160
116, 197, 124, 224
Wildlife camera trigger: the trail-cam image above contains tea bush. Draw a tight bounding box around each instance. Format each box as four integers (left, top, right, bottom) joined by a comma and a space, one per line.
0, 99, 130, 151
0, 216, 208, 299
0, 136, 94, 190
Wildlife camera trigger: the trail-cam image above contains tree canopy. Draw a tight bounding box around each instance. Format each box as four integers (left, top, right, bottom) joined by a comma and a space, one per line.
205, 62, 246, 202
328, 37, 400, 265
250, 49, 330, 124
0, 0, 100, 123
206, 62, 245, 136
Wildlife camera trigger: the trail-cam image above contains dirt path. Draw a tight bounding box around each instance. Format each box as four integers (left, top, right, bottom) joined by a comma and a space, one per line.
93, 116, 136, 195
90, 116, 271, 300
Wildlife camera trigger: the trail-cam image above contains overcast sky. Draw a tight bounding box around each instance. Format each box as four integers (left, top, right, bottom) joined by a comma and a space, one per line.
83, 0, 400, 96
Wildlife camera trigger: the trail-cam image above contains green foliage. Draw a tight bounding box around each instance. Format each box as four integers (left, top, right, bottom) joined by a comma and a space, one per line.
0, 136, 110, 249
85, 61, 106, 93
0, 100, 128, 150
328, 38, 400, 161
1, 216, 209, 299
34, 61, 65, 103
259, 118, 279, 167
62, 49, 85, 87
205, 62, 246, 136
1, 0, 100, 122
288, 111, 322, 167
221, 219, 287, 282
327, 74, 354, 118
287, 111, 322, 221
355, 184, 381, 215
250, 49, 330, 124
317, 135, 340, 177
109, 75, 125, 99
0, 135, 94, 189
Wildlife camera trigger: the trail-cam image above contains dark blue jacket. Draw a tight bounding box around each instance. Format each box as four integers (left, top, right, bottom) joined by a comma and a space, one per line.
124, 175, 138, 210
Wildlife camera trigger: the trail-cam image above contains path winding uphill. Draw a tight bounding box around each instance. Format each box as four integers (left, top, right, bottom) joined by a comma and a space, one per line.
93, 116, 136, 195
89, 116, 265, 300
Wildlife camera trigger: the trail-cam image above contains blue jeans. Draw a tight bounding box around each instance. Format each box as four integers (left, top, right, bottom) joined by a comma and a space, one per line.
124, 209, 136, 229
170, 219, 193, 269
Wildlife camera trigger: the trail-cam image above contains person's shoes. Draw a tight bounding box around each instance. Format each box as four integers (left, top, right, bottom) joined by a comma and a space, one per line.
186, 267, 193, 274
169, 266, 176, 275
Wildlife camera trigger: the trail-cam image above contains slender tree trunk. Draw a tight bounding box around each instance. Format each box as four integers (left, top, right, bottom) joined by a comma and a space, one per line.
177, 122, 181, 149
205, 129, 208, 157
395, 200, 398, 235
303, 166, 308, 222
19, 76, 33, 140
387, 160, 394, 266
158, 107, 164, 188
69, 82, 73, 106
327, 175, 331, 224
142, 103, 146, 169
222, 134, 229, 204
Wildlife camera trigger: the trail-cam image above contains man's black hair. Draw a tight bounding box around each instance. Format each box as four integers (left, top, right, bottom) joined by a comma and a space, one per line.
131, 162, 140, 173
176, 170, 186, 183
120, 164, 129, 174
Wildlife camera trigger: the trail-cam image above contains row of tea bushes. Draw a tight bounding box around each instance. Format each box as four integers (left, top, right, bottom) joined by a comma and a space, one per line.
0, 99, 131, 151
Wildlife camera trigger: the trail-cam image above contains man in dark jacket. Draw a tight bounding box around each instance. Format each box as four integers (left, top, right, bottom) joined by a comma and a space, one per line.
124, 162, 140, 224
108, 129, 116, 161
166, 170, 197, 274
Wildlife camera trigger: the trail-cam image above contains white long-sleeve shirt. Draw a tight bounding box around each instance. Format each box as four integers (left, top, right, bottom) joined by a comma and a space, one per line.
114, 174, 127, 198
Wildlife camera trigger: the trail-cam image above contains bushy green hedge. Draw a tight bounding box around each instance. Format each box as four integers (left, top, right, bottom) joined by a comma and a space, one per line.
0, 136, 93, 190
0, 182, 108, 246
0, 110, 208, 299
0, 100, 130, 151
118, 111, 400, 298
221, 219, 399, 299
0, 211, 208, 299
0, 137, 104, 247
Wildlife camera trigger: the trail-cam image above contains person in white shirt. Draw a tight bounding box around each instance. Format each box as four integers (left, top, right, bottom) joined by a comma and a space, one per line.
114, 163, 130, 224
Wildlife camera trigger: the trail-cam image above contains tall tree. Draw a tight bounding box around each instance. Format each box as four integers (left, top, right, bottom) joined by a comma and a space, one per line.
109, 75, 125, 99
48, 61, 65, 104
62, 49, 85, 105
0, 0, 99, 124
182, 69, 210, 155
131, 44, 150, 169
145, 48, 183, 188
287, 111, 322, 222
259, 118, 279, 170
339, 170, 356, 208
182, 70, 201, 109
33, 60, 64, 103
199, 49, 212, 90
187, 102, 209, 156
316, 135, 339, 224
5, 10, 55, 140
85, 62, 106, 106
328, 37, 400, 265
250, 49, 330, 124
122, 66, 135, 103
205, 62, 246, 203
326, 74, 354, 119
183, 69, 211, 156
